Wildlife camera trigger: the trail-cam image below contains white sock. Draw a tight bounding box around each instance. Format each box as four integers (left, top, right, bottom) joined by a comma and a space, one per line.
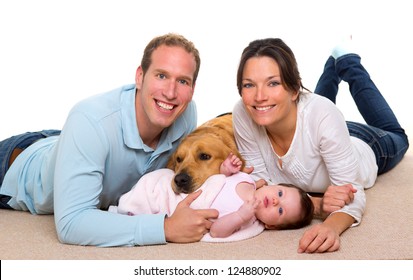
331, 35, 354, 59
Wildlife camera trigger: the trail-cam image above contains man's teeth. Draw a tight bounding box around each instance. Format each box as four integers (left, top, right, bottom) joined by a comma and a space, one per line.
157, 101, 174, 110
256, 106, 273, 111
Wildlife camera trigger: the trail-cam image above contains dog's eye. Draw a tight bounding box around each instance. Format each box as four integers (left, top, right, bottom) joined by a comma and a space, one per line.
176, 157, 183, 163
199, 153, 211, 160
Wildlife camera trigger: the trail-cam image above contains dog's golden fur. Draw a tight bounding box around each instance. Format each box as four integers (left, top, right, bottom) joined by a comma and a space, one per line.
167, 113, 245, 194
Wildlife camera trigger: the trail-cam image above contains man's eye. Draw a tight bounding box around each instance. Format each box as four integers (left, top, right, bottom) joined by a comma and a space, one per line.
178, 79, 189, 85
158, 74, 166, 79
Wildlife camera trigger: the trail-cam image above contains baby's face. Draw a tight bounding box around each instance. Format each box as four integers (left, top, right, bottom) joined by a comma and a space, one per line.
254, 185, 302, 228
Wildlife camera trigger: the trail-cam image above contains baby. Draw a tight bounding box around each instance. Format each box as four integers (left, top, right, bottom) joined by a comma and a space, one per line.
109, 153, 314, 241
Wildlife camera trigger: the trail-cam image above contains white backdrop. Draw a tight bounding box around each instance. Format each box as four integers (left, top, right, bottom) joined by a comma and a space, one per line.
1, 0, 412, 139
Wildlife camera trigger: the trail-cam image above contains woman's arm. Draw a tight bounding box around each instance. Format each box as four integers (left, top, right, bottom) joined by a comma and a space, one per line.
301, 97, 366, 253
314, 98, 366, 224
298, 212, 355, 253
233, 101, 273, 182
310, 184, 357, 218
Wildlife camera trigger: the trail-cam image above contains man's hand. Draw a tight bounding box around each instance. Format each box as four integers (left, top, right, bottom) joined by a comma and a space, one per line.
164, 190, 219, 243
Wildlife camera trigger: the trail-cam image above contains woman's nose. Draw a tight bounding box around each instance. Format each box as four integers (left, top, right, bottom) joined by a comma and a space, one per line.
255, 87, 268, 101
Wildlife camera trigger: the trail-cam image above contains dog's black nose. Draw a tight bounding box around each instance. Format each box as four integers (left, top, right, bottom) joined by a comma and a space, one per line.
174, 173, 192, 190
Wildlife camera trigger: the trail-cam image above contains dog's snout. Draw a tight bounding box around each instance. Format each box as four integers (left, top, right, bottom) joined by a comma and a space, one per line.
174, 173, 192, 193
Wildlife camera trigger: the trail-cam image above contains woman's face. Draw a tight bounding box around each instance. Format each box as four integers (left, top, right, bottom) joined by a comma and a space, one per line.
240, 56, 298, 127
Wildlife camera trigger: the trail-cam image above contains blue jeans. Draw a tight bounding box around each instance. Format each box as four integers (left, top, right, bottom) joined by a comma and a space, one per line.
314, 54, 409, 174
0, 129, 61, 208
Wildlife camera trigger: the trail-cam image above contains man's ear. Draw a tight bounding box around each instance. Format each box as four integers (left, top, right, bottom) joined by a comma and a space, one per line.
135, 66, 144, 89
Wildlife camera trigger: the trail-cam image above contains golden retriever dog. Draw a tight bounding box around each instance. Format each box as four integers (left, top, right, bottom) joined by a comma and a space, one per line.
167, 113, 245, 194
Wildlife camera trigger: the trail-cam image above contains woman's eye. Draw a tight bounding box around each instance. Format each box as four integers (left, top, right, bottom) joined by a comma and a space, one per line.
269, 81, 280, 87
242, 83, 253, 88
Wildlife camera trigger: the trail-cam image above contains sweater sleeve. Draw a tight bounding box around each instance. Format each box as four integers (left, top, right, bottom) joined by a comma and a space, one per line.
309, 97, 366, 225
232, 100, 273, 183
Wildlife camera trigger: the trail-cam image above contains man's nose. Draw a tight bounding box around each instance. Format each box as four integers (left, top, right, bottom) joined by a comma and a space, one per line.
163, 81, 178, 99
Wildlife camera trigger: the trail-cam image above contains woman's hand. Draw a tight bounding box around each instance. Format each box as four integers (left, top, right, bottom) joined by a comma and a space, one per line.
321, 184, 357, 215
298, 212, 354, 253
297, 223, 340, 253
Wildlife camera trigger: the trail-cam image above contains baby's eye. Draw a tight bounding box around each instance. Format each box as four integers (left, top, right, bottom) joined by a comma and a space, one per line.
278, 190, 283, 197
278, 207, 283, 215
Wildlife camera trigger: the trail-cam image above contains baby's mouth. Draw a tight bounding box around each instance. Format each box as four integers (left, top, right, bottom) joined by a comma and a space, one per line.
263, 196, 269, 208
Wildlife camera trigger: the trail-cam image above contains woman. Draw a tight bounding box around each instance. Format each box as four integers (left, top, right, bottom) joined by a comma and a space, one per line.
232, 38, 409, 253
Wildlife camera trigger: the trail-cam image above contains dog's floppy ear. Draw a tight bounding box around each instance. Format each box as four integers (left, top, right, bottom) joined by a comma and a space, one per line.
166, 153, 176, 170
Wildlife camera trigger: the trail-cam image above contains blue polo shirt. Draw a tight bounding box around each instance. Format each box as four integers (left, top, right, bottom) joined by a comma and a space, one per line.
1, 84, 197, 246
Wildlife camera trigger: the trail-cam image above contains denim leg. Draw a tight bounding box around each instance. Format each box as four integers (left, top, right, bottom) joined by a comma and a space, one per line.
0, 130, 61, 187
347, 121, 409, 174
335, 54, 406, 136
314, 56, 341, 104
0, 194, 12, 209
335, 54, 409, 174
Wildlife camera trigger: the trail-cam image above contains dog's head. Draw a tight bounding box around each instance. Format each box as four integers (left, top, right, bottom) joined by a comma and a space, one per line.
167, 126, 244, 194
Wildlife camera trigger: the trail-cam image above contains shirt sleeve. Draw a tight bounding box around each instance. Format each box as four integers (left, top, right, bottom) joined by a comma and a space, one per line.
310, 97, 366, 225
53, 111, 166, 247
232, 100, 273, 183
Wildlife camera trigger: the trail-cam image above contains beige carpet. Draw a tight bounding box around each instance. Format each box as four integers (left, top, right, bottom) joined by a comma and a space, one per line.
1, 133, 412, 260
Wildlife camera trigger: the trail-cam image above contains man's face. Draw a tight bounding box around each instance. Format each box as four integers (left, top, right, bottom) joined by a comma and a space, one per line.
135, 45, 196, 132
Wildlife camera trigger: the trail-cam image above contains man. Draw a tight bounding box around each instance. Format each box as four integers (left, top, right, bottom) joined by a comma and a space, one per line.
0, 33, 218, 247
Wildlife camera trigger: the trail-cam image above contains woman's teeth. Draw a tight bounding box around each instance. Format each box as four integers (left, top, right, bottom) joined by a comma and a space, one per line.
255, 105, 273, 111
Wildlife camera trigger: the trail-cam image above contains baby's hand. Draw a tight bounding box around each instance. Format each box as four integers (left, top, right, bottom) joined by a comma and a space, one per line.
237, 197, 261, 222
220, 152, 242, 176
